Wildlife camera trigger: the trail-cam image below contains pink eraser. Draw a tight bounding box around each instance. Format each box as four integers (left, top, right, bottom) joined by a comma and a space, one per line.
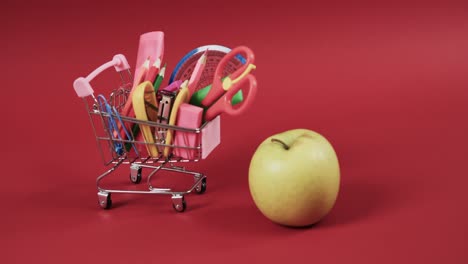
201, 115, 221, 159
134, 31, 164, 85
173, 104, 203, 160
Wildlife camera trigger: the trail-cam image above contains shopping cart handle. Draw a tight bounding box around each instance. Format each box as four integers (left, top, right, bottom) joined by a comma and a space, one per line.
73, 54, 131, 98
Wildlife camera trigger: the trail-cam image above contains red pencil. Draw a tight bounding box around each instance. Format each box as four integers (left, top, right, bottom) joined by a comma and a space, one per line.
144, 58, 161, 83
132, 57, 151, 88
122, 57, 150, 118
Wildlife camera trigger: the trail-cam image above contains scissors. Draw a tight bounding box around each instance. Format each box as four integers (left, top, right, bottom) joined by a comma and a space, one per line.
201, 46, 257, 121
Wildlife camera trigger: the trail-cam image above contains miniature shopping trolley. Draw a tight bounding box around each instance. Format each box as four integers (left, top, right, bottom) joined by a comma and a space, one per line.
73, 54, 221, 212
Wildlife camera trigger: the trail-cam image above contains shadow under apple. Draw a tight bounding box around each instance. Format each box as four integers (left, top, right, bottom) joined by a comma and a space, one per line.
317, 179, 397, 228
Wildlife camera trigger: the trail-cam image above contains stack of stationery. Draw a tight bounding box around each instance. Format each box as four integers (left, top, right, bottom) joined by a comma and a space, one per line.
120, 31, 257, 159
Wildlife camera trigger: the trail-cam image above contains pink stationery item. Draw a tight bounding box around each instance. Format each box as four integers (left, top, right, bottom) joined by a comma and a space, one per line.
201, 115, 221, 159
144, 58, 161, 83
201, 46, 255, 107
162, 80, 182, 93
173, 103, 203, 160
133, 58, 151, 87
201, 46, 257, 121
187, 49, 208, 97
121, 58, 150, 118
134, 31, 164, 86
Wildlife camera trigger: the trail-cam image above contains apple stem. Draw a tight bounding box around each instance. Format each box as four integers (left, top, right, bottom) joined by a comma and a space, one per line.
271, 138, 290, 150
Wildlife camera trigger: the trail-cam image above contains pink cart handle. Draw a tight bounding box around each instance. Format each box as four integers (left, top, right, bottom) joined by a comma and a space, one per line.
73, 54, 130, 98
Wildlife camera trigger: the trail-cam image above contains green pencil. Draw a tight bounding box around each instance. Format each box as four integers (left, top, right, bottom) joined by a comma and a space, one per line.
153, 63, 166, 92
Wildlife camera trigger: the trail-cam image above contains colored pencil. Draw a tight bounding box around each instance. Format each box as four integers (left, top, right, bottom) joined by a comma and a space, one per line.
153, 63, 166, 92
132, 57, 150, 88
144, 58, 161, 83
188, 49, 208, 97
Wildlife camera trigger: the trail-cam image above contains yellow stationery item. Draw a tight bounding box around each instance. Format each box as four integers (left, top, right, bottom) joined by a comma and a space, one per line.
132, 81, 159, 157
163, 80, 190, 157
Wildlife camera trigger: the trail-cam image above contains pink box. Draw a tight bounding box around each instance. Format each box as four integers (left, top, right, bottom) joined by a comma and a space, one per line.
173, 105, 220, 160
134, 31, 164, 86
201, 115, 221, 159
174, 104, 203, 159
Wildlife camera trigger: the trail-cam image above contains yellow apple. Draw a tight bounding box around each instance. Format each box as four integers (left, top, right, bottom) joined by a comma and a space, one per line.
248, 129, 340, 227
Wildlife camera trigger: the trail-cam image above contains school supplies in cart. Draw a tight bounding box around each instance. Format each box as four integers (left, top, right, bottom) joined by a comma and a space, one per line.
73, 32, 257, 212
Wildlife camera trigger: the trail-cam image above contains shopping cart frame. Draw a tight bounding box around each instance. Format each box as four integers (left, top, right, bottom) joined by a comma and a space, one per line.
73, 54, 220, 212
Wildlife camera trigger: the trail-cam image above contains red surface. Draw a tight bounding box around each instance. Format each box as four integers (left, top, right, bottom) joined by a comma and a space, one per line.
2, 1, 468, 263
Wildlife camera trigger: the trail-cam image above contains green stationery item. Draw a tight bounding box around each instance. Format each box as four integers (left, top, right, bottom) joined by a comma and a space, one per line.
153, 63, 166, 92
189, 82, 243, 108
124, 124, 140, 151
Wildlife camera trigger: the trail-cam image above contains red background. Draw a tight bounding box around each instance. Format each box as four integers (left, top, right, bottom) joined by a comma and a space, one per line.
2, 0, 467, 263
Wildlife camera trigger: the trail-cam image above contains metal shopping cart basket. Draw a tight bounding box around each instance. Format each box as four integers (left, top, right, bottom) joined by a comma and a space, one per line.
73, 54, 220, 212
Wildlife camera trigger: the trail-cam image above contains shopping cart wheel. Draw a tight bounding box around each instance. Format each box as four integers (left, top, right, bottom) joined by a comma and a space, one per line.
98, 192, 112, 210
130, 166, 142, 184
195, 178, 207, 194
172, 195, 186, 212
